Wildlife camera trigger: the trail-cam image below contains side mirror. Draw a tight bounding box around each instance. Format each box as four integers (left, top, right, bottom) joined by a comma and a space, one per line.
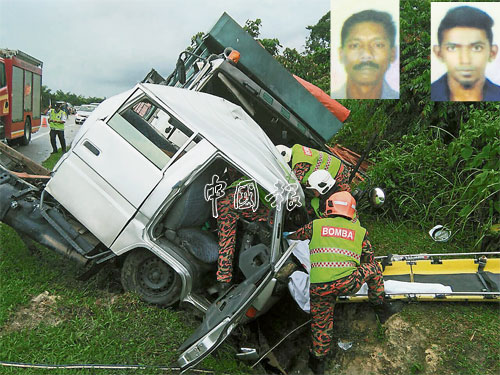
369, 188, 385, 208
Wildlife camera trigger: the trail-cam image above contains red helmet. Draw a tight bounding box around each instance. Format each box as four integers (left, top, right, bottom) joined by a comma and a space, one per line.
325, 191, 356, 219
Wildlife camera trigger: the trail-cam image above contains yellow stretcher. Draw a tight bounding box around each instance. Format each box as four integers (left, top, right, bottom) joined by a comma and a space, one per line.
339, 252, 500, 302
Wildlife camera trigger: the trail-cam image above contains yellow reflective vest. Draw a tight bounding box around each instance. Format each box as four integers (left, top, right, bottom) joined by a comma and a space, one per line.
291, 144, 341, 185
49, 109, 65, 130
309, 217, 366, 283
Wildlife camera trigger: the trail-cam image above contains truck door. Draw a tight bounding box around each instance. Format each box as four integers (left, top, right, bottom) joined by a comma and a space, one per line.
177, 265, 273, 371
46, 91, 194, 247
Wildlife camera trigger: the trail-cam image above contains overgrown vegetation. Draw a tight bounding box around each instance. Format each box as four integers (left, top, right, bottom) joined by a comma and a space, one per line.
368, 107, 499, 246
401, 303, 500, 375
236, 0, 499, 246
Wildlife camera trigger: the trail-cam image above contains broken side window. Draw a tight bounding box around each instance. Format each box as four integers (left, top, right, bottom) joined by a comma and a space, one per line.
106, 98, 199, 169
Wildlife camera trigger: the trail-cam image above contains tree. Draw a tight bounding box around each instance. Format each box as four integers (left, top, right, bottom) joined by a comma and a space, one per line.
243, 19, 283, 56
41, 85, 104, 109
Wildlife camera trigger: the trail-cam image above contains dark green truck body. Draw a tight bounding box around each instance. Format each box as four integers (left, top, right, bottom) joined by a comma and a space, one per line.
163, 12, 344, 150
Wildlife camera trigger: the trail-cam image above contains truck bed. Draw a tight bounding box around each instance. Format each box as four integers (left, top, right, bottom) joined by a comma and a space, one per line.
196, 13, 344, 143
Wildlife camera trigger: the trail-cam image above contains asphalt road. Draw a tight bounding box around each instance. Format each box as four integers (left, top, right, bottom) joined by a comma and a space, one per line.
14, 115, 82, 164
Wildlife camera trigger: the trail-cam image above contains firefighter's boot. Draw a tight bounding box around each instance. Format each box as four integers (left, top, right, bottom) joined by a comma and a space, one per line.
308, 353, 325, 375
372, 301, 400, 324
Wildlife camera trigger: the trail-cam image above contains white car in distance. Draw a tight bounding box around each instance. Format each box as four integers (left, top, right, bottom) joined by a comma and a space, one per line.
75, 104, 97, 125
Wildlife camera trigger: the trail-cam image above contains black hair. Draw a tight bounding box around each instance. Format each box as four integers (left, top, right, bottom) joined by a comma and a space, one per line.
438, 6, 494, 45
341, 9, 396, 48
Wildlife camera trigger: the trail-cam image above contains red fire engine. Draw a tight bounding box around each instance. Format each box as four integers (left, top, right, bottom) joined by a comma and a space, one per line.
0, 49, 42, 145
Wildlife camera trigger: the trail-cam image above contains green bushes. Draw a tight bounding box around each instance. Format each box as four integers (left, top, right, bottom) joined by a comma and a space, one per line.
368, 107, 500, 246
447, 107, 500, 239
369, 133, 450, 224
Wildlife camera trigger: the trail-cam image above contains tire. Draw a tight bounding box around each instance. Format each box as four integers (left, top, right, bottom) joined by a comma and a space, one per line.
21, 117, 31, 146
121, 248, 182, 307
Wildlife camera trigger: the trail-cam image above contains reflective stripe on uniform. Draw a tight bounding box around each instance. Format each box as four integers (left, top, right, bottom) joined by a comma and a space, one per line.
310, 247, 361, 261
324, 154, 333, 171
311, 261, 357, 268
314, 152, 323, 171
332, 200, 356, 210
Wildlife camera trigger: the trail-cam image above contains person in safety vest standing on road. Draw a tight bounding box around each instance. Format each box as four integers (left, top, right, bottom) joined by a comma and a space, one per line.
288, 191, 396, 374
47, 102, 67, 154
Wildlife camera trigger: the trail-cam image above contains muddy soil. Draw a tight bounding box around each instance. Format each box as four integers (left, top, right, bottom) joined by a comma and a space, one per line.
3, 291, 62, 334
2, 269, 439, 375
252, 295, 438, 375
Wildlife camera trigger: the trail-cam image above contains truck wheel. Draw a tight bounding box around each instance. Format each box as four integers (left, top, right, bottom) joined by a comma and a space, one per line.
121, 248, 182, 307
21, 117, 32, 146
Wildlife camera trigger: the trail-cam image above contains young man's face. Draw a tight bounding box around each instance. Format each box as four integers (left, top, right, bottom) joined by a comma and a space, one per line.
339, 21, 396, 86
434, 27, 498, 88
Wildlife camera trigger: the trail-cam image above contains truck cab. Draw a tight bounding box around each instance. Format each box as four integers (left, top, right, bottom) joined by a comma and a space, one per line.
44, 83, 304, 370
148, 12, 346, 152
1, 14, 347, 371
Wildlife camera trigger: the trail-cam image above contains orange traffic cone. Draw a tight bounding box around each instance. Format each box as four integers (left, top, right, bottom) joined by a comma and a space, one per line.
41, 116, 48, 127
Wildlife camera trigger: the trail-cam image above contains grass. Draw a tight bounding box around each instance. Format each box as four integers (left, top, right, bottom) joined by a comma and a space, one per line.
362, 213, 475, 256
0, 153, 498, 375
2, 216, 498, 375
401, 303, 500, 375
41, 149, 65, 170
0, 224, 253, 375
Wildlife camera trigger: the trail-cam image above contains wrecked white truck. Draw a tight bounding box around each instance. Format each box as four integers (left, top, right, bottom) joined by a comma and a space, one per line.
3, 12, 497, 372
0, 84, 309, 370
0, 14, 354, 371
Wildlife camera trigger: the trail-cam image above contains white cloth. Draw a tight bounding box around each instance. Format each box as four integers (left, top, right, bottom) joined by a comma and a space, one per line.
288, 271, 310, 313
286, 240, 453, 313
289, 239, 311, 272
355, 280, 453, 295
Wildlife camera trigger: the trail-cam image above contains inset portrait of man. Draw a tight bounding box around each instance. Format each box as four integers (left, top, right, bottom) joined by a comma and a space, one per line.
431, 3, 500, 102
331, 0, 400, 100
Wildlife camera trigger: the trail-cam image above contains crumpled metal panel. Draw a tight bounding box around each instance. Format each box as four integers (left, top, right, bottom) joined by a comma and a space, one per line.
205, 13, 344, 142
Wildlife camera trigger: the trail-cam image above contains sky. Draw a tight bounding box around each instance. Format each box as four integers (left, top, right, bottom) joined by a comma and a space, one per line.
0, 0, 330, 99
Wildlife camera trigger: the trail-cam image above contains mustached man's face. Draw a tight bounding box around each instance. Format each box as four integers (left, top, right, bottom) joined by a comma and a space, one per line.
434, 27, 498, 89
339, 21, 396, 86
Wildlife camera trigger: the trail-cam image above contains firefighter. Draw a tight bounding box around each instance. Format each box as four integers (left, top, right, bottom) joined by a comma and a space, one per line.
47, 102, 67, 154
216, 177, 271, 293
288, 191, 396, 374
276, 144, 351, 193
305, 169, 338, 219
